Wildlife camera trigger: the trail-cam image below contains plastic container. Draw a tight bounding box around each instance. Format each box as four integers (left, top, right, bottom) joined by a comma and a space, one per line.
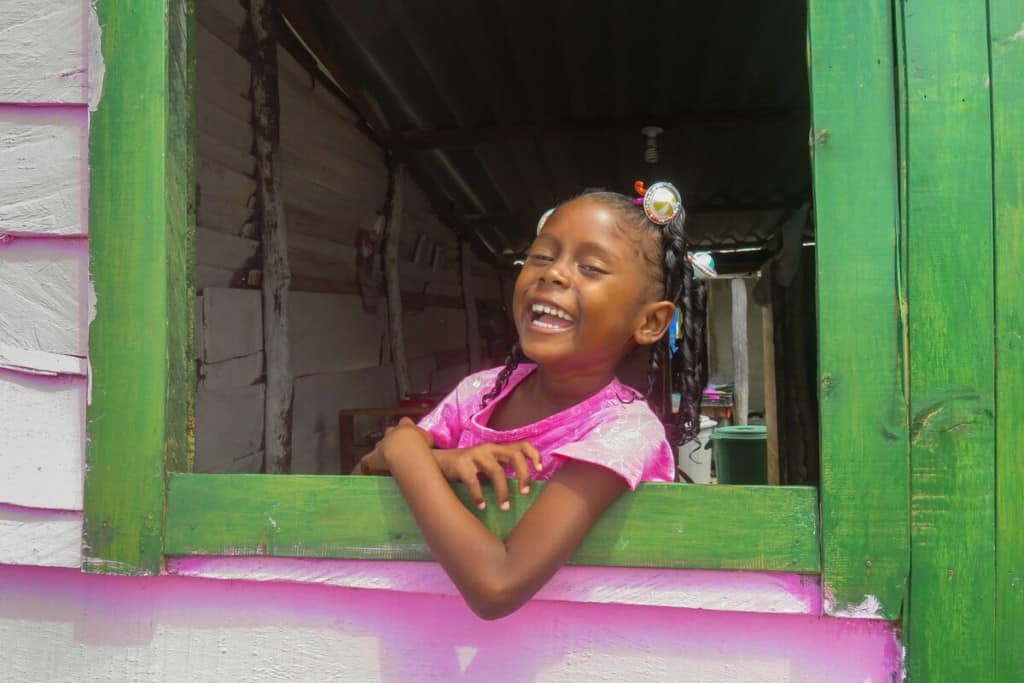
677, 415, 718, 484
710, 425, 768, 485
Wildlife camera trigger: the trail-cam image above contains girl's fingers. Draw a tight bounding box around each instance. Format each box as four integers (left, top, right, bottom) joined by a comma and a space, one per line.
457, 462, 486, 509
515, 441, 543, 475
476, 456, 510, 511
500, 449, 533, 494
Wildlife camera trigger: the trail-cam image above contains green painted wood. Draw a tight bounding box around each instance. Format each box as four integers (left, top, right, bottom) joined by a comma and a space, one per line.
808, 0, 908, 619
165, 474, 821, 572
990, 4, 1024, 681
83, 0, 195, 576
904, 1, 996, 679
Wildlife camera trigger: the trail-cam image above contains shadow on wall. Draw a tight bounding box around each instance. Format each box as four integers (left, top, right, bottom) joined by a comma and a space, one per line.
0, 565, 901, 682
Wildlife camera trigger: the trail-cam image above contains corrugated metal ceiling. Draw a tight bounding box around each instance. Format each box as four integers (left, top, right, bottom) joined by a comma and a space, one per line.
291, 0, 812, 252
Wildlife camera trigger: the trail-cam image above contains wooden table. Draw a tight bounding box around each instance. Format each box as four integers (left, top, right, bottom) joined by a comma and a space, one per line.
338, 406, 432, 473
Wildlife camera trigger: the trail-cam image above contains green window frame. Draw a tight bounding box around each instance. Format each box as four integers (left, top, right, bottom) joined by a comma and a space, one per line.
82, 0, 909, 620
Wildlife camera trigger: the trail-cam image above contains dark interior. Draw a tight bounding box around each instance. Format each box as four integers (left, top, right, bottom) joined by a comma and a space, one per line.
278, 0, 813, 265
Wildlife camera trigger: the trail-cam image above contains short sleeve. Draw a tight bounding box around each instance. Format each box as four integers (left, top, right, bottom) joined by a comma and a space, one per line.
417, 367, 503, 449
549, 402, 675, 489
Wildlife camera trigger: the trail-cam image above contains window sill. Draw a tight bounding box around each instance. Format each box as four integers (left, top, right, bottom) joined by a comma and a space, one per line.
165, 474, 820, 572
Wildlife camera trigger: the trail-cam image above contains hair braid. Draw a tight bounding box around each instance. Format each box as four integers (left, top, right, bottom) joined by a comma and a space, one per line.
674, 258, 708, 445
480, 341, 524, 409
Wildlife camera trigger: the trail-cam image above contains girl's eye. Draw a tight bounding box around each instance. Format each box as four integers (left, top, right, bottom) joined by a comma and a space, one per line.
527, 253, 554, 264
579, 263, 608, 275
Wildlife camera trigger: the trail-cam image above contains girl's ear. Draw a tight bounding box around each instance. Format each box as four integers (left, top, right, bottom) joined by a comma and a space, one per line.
633, 300, 676, 346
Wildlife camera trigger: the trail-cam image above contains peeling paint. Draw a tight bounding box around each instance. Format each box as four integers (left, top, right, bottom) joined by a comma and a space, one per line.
825, 588, 885, 620
87, 1, 105, 111
1010, 22, 1024, 41
0, 343, 87, 377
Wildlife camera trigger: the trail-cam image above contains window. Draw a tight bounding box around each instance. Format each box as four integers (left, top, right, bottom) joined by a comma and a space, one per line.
83, 0, 907, 620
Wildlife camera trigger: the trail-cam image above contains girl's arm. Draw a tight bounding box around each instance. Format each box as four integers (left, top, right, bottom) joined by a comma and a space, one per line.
380, 423, 627, 620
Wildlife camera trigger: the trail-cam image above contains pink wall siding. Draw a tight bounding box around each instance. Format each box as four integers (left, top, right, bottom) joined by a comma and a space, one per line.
1, 564, 902, 682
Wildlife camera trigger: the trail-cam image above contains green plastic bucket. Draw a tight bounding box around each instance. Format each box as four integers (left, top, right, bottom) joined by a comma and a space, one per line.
710, 425, 768, 485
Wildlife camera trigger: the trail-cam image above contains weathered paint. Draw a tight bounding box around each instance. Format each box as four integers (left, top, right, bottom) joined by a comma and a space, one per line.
164, 474, 821, 572
0, 564, 903, 682
0, 504, 82, 568
0, 106, 88, 237
171, 557, 823, 615
0, 238, 89, 358
0, 371, 85, 511
904, 1, 997, 680
990, 2, 1024, 680
0, 1, 89, 103
809, 0, 908, 621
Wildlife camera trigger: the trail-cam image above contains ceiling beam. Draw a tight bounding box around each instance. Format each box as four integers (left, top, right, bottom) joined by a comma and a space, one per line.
275, 0, 497, 260
391, 109, 808, 151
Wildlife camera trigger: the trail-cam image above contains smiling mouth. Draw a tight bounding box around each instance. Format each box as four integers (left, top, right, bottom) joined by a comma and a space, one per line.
529, 303, 575, 332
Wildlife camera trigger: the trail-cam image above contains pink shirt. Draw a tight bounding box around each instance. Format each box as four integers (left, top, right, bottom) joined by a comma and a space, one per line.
418, 364, 676, 489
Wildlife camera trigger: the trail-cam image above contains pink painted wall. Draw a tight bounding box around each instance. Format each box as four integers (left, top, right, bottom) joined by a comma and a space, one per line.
1, 564, 901, 682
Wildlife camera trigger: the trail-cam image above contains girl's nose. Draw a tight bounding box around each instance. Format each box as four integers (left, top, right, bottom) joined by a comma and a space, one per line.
540, 261, 569, 287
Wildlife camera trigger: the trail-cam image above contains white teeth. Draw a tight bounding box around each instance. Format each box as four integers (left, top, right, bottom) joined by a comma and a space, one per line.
530, 303, 573, 321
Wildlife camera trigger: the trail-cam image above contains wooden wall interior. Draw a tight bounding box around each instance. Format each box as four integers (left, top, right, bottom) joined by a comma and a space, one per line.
193, 0, 503, 474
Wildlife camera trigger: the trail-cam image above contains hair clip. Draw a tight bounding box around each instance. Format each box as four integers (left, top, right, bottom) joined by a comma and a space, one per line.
635, 180, 683, 225
536, 207, 555, 235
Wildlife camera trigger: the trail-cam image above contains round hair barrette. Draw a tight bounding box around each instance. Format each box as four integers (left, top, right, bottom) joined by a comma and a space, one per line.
634, 180, 684, 225
536, 207, 555, 235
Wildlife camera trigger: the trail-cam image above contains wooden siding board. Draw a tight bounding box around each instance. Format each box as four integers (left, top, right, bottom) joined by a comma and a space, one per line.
194, 383, 264, 473
202, 288, 263, 363
165, 474, 821, 572
990, 3, 1024, 680
0, 238, 88, 357
84, 0, 195, 575
0, 506, 82, 568
904, 2, 996, 679
0, 1, 86, 103
0, 108, 86, 236
0, 372, 86, 511
291, 365, 398, 475
808, 0, 908, 619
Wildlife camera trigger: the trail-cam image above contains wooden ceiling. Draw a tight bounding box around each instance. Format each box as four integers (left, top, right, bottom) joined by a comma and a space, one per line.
280, 0, 813, 256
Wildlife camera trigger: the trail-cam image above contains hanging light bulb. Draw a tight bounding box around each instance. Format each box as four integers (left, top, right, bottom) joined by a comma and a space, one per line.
641, 126, 663, 164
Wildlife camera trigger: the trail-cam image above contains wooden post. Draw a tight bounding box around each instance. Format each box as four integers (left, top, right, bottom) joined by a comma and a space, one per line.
762, 300, 780, 484
731, 278, 749, 426
460, 241, 481, 371
385, 164, 410, 398
250, 0, 293, 473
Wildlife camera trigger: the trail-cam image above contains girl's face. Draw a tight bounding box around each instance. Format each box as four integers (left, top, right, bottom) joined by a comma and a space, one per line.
513, 197, 671, 375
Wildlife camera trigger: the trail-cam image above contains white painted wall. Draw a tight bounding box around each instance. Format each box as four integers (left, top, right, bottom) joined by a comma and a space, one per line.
0, 0, 96, 570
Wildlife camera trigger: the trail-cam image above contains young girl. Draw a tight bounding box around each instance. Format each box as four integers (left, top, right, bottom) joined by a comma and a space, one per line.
355, 181, 696, 619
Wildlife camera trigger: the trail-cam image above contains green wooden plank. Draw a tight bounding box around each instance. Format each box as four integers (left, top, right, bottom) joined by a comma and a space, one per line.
165, 474, 820, 572
808, 0, 908, 619
990, 4, 1024, 681
83, 0, 195, 576
904, 1, 996, 679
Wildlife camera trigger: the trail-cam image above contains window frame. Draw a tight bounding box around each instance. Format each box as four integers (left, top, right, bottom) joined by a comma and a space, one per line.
83, 0, 908, 619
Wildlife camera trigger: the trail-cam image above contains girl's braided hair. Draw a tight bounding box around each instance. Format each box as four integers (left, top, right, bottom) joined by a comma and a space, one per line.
481, 188, 705, 447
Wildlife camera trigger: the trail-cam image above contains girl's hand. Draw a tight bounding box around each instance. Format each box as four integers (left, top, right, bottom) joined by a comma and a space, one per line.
434, 442, 543, 511
352, 418, 434, 475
